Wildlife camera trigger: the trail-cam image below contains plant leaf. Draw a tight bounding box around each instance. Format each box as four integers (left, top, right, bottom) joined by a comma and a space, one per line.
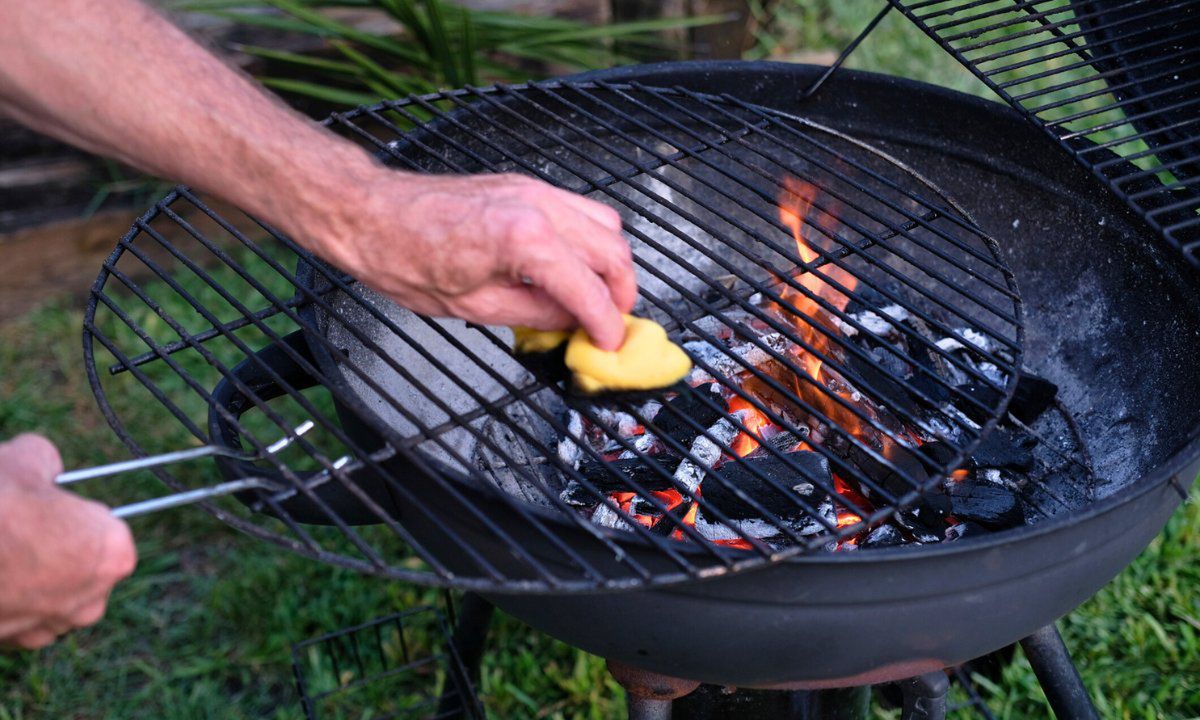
263, 0, 428, 65
422, 0, 459, 86
234, 44, 360, 74
508, 14, 734, 47
259, 77, 382, 106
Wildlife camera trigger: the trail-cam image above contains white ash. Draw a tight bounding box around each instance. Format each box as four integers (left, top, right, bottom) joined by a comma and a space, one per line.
837, 304, 909, 339
671, 415, 744, 492
684, 333, 792, 384
694, 514, 782, 542
639, 400, 663, 422
556, 410, 585, 469
694, 499, 836, 542
617, 432, 659, 459
935, 328, 992, 355
593, 408, 640, 437
976, 362, 1005, 385
591, 501, 633, 531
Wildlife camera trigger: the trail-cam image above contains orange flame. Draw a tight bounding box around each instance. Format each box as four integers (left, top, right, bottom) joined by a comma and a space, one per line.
671, 502, 700, 542
776, 177, 871, 436
728, 395, 771, 456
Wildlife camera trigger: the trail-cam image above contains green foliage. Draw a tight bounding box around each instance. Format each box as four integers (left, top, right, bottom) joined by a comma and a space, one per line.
180, 0, 728, 106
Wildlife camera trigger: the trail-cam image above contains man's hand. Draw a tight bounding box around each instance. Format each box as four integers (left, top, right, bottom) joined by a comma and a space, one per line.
314, 172, 636, 350
0, 0, 640, 351
0, 435, 137, 650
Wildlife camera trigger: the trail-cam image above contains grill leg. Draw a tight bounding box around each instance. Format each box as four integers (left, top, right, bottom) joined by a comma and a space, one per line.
437, 593, 494, 719
608, 660, 701, 720
896, 672, 949, 720
1019, 625, 1099, 720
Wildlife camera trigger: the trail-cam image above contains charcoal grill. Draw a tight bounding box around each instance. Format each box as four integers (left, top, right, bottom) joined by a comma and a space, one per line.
83, 80, 1023, 592
74, 0, 1200, 700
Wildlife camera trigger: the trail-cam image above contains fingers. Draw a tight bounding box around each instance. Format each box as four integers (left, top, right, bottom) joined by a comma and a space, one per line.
8, 627, 61, 651
539, 191, 637, 314
0, 433, 64, 484
519, 246, 627, 351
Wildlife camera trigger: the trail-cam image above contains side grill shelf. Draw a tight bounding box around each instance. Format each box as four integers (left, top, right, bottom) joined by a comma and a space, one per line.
889, 0, 1200, 266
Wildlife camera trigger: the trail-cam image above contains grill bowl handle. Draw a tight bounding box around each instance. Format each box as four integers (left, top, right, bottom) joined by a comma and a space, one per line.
207, 330, 399, 526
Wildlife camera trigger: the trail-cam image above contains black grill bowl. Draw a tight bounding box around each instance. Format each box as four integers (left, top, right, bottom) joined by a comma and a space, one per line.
391, 63, 1200, 686
89, 62, 1200, 687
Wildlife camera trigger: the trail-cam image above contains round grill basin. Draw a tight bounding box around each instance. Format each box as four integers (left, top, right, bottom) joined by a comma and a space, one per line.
85, 77, 1022, 593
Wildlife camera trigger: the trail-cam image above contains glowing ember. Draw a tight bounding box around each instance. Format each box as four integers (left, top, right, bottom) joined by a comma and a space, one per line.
728, 395, 771, 456
671, 502, 700, 541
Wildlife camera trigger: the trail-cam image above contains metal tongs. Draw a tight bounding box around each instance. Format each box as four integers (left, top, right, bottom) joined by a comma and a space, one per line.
55, 422, 324, 518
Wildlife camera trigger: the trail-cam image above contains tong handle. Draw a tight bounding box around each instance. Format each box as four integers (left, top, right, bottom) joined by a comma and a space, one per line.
54, 422, 314, 517
55, 444, 251, 485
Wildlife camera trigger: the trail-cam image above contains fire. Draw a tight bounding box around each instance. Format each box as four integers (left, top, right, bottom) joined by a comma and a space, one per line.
776, 178, 868, 435
670, 502, 700, 541
727, 395, 771, 456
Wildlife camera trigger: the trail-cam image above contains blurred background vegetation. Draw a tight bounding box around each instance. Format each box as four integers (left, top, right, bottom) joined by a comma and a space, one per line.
1, 1, 1198, 718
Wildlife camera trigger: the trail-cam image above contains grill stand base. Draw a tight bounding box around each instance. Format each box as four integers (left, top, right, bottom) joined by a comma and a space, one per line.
436, 593, 495, 720
1020, 624, 1100, 720
607, 624, 1097, 720
436, 604, 1097, 720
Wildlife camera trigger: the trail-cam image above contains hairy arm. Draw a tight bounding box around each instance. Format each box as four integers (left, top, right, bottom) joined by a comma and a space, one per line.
0, 0, 635, 347
0, 0, 635, 649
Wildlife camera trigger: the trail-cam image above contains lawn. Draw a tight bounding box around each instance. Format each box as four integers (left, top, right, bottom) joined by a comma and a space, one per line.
2, 2, 1199, 719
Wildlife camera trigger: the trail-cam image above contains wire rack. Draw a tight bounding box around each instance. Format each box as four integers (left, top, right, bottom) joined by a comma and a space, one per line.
292, 606, 483, 720
889, 0, 1200, 266
83, 80, 1022, 592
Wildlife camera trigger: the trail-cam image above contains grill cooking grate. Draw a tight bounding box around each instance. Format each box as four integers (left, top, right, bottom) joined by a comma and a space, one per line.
84, 81, 1022, 592
890, 0, 1200, 266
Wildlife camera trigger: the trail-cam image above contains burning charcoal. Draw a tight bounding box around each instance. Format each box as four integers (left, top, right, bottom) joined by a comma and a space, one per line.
969, 429, 1035, 472
945, 521, 988, 541
861, 524, 904, 549
845, 351, 921, 418
617, 431, 660, 460
905, 343, 953, 406
693, 513, 783, 542
561, 456, 677, 507
556, 410, 585, 468
593, 408, 641, 437
955, 371, 1057, 424
766, 429, 808, 453
672, 417, 741, 492
849, 443, 953, 535
946, 480, 1023, 530
591, 501, 633, 531
1008, 372, 1058, 424
651, 383, 724, 446
702, 453, 831, 521
683, 333, 791, 385
651, 501, 695, 537
838, 306, 910, 340
844, 284, 890, 315
639, 399, 663, 422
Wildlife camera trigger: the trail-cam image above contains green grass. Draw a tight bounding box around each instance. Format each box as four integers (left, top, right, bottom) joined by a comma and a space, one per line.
2, 2, 1198, 718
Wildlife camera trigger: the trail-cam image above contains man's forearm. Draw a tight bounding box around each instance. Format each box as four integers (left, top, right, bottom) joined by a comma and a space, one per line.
0, 0, 376, 256
0, 0, 636, 347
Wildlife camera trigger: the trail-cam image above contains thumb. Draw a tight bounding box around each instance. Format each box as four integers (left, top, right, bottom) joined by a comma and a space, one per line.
0, 434, 64, 485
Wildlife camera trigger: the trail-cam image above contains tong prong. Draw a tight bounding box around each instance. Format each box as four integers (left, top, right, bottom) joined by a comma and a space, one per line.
111, 477, 278, 519
55, 421, 315, 486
